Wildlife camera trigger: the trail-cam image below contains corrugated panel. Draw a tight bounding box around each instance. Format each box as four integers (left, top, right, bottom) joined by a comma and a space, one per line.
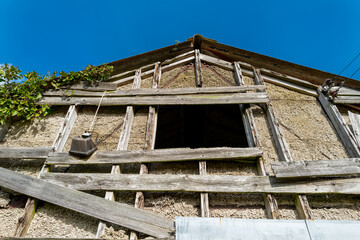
176, 217, 360, 240
175, 217, 310, 240
306, 220, 360, 240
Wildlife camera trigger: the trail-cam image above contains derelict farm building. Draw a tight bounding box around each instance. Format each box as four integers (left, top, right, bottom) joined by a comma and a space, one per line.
1, 35, 360, 239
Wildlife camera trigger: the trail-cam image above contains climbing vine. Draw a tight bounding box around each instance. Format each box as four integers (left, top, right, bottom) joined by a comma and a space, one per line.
0, 63, 113, 125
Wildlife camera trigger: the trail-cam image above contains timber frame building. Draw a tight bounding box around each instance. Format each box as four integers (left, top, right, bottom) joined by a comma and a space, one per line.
1, 35, 360, 239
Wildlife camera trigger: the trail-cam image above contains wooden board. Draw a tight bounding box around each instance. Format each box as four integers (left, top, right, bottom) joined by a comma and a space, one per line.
97, 69, 142, 238
43, 85, 266, 97
0, 147, 52, 159
0, 167, 174, 238
349, 112, 360, 147
39, 92, 269, 106
61, 81, 118, 92
52, 105, 78, 152
40, 172, 360, 195
318, 89, 360, 157
334, 96, 360, 104
46, 147, 262, 165
272, 158, 360, 178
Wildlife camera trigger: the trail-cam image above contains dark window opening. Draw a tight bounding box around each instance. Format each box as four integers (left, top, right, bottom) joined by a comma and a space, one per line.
155, 105, 249, 149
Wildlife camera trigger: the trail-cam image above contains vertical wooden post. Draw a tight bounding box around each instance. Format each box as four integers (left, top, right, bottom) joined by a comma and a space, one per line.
194, 49, 203, 87
14, 105, 79, 237
129, 63, 161, 240
253, 68, 312, 220
234, 62, 279, 219
194, 55, 210, 218
96, 70, 142, 238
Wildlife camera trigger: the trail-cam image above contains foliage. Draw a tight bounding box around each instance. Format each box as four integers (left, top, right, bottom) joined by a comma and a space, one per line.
0, 63, 113, 125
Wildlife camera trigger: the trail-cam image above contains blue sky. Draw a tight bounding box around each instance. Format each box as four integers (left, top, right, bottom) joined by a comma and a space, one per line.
1, 0, 360, 80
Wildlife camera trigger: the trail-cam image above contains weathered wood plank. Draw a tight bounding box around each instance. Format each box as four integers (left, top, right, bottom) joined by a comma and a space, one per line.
349, 112, 360, 147
113, 56, 194, 86
199, 53, 317, 97
235, 62, 279, 219
110, 50, 194, 81
253, 69, 292, 163
318, 89, 360, 157
334, 96, 360, 104
130, 63, 160, 240
194, 49, 202, 87
261, 73, 318, 97
41, 173, 360, 195
52, 105, 78, 152
46, 147, 263, 165
199, 53, 233, 70
96, 69, 142, 238
39, 92, 270, 106
254, 68, 312, 219
0, 167, 174, 238
0, 147, 52, 159
14, 105, 79, 237
272, 158, 360, 178
61, 81, 118, 92
43, 85, 266, 97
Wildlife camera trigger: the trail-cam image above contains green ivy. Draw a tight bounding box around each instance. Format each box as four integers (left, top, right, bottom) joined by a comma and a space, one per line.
0, 63, 113, 125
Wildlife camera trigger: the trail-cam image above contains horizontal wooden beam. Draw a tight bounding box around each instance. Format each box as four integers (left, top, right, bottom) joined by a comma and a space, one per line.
0, 167, 173, 238
272, 158, 360, 178
41, 172, 360, 195
39, 92, 269, 106
46, 147, 262, 165
61, 81, 118, 92
333, 96, 360, 104
43, 85, 266, 97
261, 74, 318, 97
0, 147, 52, 159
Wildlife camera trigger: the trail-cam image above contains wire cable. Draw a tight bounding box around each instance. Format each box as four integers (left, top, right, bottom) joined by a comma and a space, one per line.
350, 65, 360, 78
338, 53, 360, 75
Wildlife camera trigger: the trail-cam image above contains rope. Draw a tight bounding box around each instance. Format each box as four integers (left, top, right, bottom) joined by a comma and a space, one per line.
88, 91, 106, 134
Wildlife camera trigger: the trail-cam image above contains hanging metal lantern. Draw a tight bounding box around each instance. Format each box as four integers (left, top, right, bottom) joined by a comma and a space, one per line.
69, 132, 97, 157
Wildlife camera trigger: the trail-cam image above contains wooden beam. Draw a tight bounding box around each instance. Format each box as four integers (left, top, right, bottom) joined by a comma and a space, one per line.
200, 53, 233, 70
61, 81, 118, 92
130, 63, 161, 240
52, 105, 78, 152
96, 69, 142, 238
14, 105, 78, 237
39, 92, 270, 106
254, 68, 312, 219
254, 69, 292, 163
113, 56, 194, 86
40, 172, 360, 195
43, 85, 266, 97
46, 147, 262, 165
0, 167, 174, 238
0, 147, 51, 159
334, 96, 360, 104
195, 49, 202, 87
261, 74, 318, 97
110, 50, 194, 81
318, 89, 360, 157
272, 158, 360, 178
349, 112, 360, 147
234, 62, 279, 219
197, 53, 317, 97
